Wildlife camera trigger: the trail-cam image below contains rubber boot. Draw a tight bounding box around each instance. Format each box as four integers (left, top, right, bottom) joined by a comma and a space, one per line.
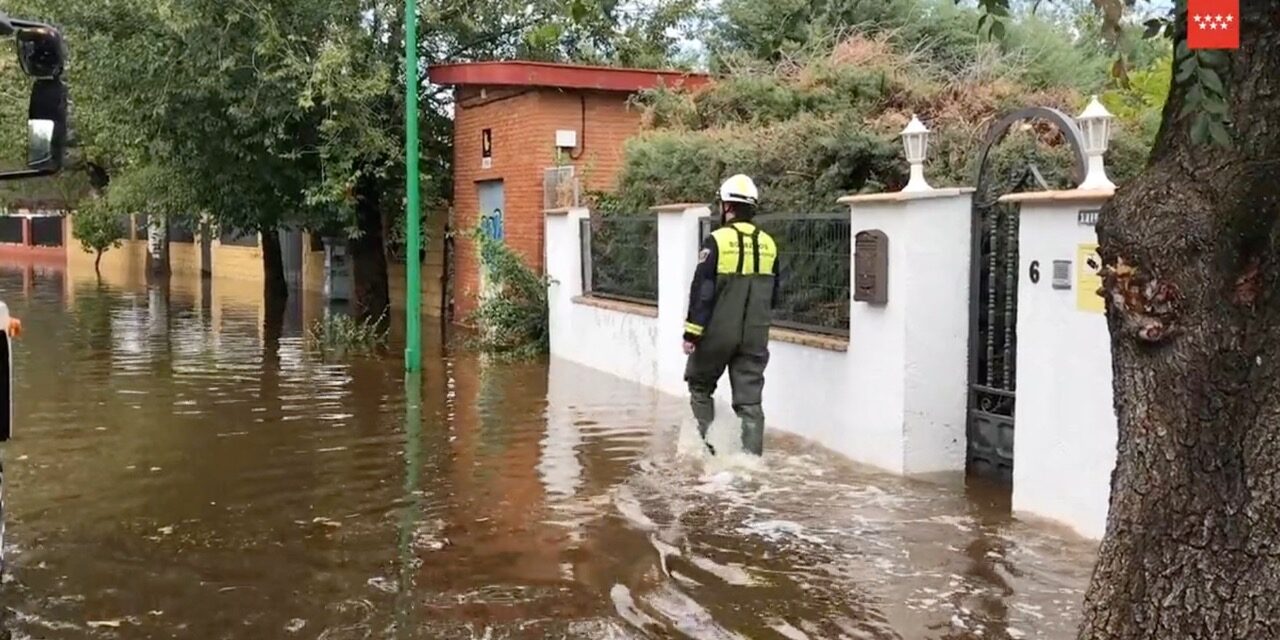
740, 418, 764, 456
736, 404, 765, 456
690, 390, 717, 455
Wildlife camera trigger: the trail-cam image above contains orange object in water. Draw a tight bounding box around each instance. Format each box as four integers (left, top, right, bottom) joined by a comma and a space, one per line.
7, 317, 19, 338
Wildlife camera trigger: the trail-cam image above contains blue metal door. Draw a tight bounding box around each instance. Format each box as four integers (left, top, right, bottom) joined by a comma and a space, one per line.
477, 180, 505, 241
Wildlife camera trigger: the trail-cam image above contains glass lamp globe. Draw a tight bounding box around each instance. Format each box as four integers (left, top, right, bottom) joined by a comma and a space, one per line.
900, 114, 930, 164
1077, 95, 1113, 156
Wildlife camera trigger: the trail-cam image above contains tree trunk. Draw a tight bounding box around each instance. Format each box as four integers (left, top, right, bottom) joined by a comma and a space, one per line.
1081, 6, 1280, 638
94, 250, 103, 279
146, 219, 170, 282
351, 172, 391, 323
260, 226, 289, 302
441, 221, 455, 341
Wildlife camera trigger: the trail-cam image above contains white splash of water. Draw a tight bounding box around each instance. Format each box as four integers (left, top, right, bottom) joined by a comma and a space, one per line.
649, 534, 682, 578
686, 554, 758, 587
738, 519, 826, 545
641, 582, 749, 640
613, 486, 657, 531
769, 619, 811, 640
610, 584, 660, 631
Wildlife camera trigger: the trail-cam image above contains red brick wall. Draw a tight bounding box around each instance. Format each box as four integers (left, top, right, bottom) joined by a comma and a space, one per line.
451, 86, 643, 321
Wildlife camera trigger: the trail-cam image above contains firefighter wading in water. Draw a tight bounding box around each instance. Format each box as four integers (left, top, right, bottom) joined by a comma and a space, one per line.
682, 174, 782, 456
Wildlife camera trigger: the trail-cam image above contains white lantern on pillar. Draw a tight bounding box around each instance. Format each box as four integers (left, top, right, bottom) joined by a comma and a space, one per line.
1076, 95, 1115, 191
900, 114, 932, 193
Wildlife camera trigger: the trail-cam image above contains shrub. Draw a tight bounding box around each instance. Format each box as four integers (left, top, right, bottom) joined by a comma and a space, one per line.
71, 200, 127, 274
469, 227, 551, 360
613, 28, 1156, 215
307, 311, 389, 356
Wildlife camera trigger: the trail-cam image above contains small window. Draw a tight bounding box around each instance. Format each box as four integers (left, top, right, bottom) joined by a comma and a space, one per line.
0, 217, 22, 244
31, 216, 63, 247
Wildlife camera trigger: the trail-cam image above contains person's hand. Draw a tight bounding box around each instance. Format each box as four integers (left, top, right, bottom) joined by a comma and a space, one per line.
683, 340, 696, 355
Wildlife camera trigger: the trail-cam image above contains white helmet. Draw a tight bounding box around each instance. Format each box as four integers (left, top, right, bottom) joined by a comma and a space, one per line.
718, 174, 759, 205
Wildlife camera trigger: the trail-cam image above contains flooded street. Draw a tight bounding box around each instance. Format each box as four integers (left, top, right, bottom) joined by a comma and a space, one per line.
0, 263, 1096, 639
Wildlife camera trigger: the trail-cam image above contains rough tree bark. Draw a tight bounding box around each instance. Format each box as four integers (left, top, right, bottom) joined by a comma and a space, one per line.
146, 219, 170, 281
260, 226, 289, 302
1082, 5, 1280, 638
350, 172, 391, 323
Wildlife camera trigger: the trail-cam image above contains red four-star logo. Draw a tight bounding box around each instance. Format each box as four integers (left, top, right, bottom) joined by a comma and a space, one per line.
1188, 0, 1239, 50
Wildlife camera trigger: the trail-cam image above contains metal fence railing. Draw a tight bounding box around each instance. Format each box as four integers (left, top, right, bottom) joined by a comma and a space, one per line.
581, 214, 659, 305
168, 218, 197, 244
133, 214, 149, 241
700, 212, 851, 336
219, 226, 258, 247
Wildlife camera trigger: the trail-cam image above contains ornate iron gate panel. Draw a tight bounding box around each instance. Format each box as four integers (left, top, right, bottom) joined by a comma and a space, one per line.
965, 107, 1089, 484
966, 192, 1022, 482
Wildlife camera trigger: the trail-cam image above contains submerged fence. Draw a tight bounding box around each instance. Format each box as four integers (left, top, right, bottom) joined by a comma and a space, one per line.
580, 214, 659, 305
700, 213, 851, 336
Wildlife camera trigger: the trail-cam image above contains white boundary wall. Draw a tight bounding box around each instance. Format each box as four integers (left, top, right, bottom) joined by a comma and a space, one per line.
546, 187, 1123, 539
546, 191, 972, 477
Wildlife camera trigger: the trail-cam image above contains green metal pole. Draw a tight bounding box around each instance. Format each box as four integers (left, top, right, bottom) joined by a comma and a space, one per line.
404, 0, 422, 372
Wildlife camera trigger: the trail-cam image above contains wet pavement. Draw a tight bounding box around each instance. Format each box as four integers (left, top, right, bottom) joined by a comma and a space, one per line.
0, 262, 1096, 639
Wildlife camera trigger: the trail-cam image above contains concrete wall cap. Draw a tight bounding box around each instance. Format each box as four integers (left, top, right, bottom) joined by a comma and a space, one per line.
572, 295, 659, 318
838, 187, 975, 205
650, 203, 710, 213
997, 188, 1115, 204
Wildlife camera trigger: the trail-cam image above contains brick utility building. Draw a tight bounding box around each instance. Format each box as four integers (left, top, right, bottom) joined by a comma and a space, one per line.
428, 60, 710, 320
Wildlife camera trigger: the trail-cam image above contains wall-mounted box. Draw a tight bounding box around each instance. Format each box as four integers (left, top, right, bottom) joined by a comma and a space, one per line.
1053, 260, 1072, 290
854, 229, 889, 305
555, 129, 578, 149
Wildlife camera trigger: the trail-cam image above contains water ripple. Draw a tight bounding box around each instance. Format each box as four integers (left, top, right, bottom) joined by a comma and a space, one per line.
0, 267, 1095, 639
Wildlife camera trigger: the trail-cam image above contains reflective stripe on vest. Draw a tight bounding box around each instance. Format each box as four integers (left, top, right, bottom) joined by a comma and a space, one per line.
711, 223, 777, 276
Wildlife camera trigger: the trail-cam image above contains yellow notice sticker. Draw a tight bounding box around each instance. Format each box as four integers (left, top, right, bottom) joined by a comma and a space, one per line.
1077, 243, 1104, 313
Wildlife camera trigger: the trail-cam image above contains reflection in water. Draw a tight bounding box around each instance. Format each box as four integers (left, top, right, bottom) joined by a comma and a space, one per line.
0, 261, 1096, 639
396, 370, 424, 638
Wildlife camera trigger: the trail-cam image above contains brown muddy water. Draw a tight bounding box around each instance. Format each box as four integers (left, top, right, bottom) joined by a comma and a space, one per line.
0, 262, 1097, 639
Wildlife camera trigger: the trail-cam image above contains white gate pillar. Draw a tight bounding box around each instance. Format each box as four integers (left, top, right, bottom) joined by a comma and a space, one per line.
1005, 188, 1116, 539
839, 188, 973, 475
653, 203, 711, 397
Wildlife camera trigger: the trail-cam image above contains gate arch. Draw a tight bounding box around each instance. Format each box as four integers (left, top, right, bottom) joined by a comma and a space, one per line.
964, 106, 1089, 483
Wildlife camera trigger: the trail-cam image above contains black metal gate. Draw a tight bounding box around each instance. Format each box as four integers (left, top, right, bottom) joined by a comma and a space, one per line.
965, 107, 1089, 484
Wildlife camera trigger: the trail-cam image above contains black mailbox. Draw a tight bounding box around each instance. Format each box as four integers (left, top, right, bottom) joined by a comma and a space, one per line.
854, 229, 888, 305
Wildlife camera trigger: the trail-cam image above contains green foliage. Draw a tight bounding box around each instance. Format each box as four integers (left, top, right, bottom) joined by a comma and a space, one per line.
71, 199, 126, 261
614, 23, 1154, 215
1177, 46, 1232, 148
307, 310, 389, 356
707, 0, 1117, 93
973, 0, 1228, 150
1102, 46, 1171, 146
469, 227, 550, 361
2, 0, 699, 267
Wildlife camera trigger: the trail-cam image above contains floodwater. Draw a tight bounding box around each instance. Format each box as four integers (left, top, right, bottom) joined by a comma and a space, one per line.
0, 262, 1097, 639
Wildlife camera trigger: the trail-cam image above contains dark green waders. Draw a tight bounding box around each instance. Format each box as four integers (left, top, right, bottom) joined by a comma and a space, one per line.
683, 221, 778, 456
685, 345, 770, 456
